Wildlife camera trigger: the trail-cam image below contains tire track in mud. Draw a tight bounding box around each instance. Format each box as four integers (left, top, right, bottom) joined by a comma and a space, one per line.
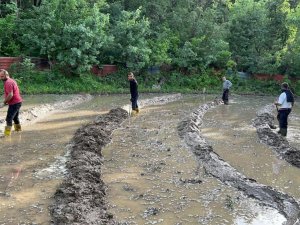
50, 94, 182, 225
253, 104, 300, 168
177, 100, 300, 225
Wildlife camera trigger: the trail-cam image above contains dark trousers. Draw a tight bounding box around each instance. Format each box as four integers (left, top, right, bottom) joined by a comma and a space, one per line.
277, 109, 291, 129
131, 97, 138, 110
6, 102, 22, 126
222, 89, 229, 104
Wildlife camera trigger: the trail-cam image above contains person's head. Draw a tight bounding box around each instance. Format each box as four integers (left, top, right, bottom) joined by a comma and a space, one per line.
222, 76, 226, 81
281, 82, 289, 91
128, 72, 134, 81
0, 69, 9, 81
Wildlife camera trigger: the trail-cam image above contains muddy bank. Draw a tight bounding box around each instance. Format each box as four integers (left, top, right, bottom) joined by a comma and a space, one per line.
50, 108, 127, 225
178, 101, 300, 225
252, 104, 300, 168
51, 94, 182, 225
0, 94, 93, 136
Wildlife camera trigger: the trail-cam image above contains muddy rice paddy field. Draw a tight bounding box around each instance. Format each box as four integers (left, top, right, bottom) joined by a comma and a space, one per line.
0, 94, 299, 225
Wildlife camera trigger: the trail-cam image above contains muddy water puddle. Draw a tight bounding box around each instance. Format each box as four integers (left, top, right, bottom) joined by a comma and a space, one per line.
0, 94, 298, 225
103, 95, 289, 225
289, 104, 300, 148
0, 94, 129, 225
202, 96, 300, 200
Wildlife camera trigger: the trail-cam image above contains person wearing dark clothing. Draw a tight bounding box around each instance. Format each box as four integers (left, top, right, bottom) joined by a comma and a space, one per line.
222, 76, 232, 105
128, 72, 139, 115
274, 82, 294, 137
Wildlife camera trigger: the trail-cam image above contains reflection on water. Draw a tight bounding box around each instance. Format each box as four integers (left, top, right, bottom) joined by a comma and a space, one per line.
0, 94, 299, 225
0, 94, 129, 225
235, 207, 286, 225
103, 95, 298, 225
202, 96, 300, 200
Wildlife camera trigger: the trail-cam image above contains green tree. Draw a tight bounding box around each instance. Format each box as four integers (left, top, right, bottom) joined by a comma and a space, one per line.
169, 5, 230, 71
18, 0, 109, 75
283, 4, 300, 77
101, 8, 151, 70
0, 3, 21, 56
228, 0, 290, 74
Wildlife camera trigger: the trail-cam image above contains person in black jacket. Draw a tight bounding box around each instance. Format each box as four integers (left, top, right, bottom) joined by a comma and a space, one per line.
128, 72, 139, 115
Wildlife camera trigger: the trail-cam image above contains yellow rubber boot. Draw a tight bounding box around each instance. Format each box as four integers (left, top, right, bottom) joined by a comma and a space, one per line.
14, 124, 22, 131
131, 110, 137, 116
4, 126, 12, 136
131, 109, 140, 116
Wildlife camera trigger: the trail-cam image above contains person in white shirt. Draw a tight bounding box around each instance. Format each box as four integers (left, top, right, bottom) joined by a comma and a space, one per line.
274, 82, 294, 137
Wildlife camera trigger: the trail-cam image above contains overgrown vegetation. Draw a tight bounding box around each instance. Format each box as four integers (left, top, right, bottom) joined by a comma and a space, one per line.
1, 0, 300, 93
9, 63, 298, 96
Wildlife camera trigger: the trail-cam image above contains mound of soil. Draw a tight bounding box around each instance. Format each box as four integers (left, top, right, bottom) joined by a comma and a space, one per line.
50, 94, 183, 225
50, 108, 128, 225
178, 101, 300, 225
253, 104, 300, 168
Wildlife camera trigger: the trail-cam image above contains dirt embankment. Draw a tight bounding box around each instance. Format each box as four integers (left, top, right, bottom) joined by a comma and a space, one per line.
51, 108, 128, 225
50, 94, 182, 225
252, 104, 300, 168
177, 101, 300, 225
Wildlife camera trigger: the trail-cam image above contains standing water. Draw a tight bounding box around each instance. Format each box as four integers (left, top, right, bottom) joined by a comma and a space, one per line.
0, 94, 298, 225
0, 94, 129, 225
102, 95, 296, 225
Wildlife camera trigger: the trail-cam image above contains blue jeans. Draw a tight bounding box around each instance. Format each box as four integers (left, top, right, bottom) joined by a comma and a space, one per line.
6, 102, 22, 126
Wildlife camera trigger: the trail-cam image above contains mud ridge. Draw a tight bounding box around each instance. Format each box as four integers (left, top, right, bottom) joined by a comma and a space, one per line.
50, 108, 128, 225
252, 104, 300, 168
121, 93, 182, 112
178, 101, 300, 225
50, 94, 183, 225
0, 94, 93, 136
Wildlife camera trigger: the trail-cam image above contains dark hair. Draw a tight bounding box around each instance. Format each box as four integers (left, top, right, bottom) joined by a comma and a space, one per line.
281, 82, 289, 89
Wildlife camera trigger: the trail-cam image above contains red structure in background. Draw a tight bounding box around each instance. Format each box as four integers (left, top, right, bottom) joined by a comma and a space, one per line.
254, 74, 284, 82
0, 57, 21, 70
91, 65, 118, 76
0, 57, 118, 76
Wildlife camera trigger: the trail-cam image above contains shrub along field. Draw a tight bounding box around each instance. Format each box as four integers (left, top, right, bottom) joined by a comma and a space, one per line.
9, 66, 300, 96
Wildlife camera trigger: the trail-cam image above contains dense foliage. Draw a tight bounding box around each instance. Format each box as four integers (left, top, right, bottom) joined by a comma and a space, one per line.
9, 62, 300, 96
1, 0, 300, 93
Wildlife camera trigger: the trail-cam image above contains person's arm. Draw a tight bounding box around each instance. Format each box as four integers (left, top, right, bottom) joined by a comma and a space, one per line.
4, 91, 13, 104
274, 93, 285, 106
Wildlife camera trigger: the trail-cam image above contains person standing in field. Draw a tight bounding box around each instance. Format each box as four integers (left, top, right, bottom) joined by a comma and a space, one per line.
128, 72, 139, 115
274, 82, 294, 137
0, 69, 23, 136
222, 76, 232, 105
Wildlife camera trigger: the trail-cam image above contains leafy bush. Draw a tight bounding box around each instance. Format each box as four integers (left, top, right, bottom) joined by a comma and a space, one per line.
18, 0, 109, 75
0, 4, 21, 56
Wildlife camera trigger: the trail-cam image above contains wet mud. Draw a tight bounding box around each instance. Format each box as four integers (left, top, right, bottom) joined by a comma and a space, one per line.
252, 105, 300, 168
177, 100, 300, 225
50, 94, 182, 225
2, 93, 299, 224
0, 94, 93, 137
50, 108, 128, 225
